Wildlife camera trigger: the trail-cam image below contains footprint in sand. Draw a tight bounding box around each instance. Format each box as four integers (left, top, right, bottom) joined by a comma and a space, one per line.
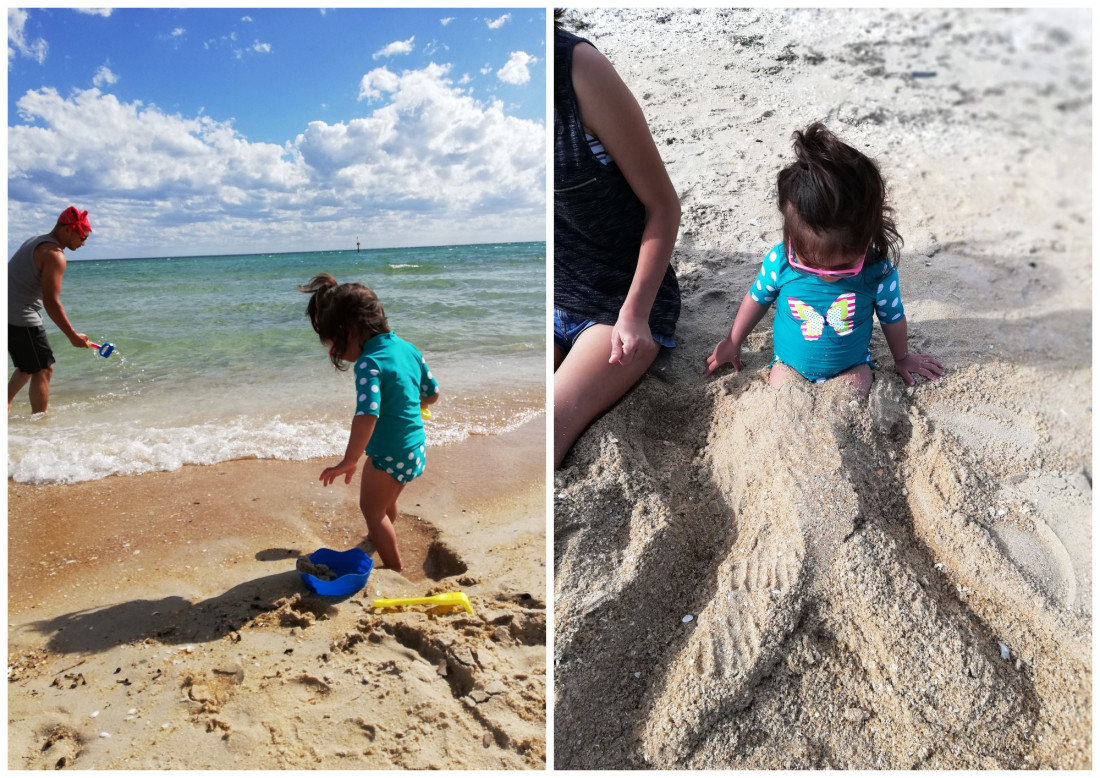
34, 724, 84, 770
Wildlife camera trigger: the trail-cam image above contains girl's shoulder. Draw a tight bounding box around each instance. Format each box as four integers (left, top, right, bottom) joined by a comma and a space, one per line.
748, 243, 794, 305
863, 249, 898, 284
758, 242, 792, 276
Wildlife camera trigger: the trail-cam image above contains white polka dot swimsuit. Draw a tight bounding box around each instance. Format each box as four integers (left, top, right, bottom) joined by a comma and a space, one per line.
354, 331, 439, 484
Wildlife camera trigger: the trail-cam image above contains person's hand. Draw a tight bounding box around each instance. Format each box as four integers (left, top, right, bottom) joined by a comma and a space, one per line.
705, 339, 742, 376
894, 352, 944, 386
609, 314, 652, 366
69, 332, 91, 348
319, 458, 358, 486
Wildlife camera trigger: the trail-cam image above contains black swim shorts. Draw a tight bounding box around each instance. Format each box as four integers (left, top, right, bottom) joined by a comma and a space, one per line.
8, 324, 55, 374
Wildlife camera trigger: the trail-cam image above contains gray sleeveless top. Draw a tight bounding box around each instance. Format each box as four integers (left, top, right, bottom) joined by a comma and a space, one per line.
8, 234, 59, 326
554, 28, 680, 339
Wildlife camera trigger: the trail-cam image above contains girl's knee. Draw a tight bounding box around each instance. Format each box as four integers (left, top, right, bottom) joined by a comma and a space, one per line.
841, 364, 873, 396
768, 362, 801, 388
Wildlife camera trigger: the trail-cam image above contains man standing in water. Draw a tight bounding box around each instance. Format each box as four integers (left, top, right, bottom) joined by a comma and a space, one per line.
8, 206, 94, 413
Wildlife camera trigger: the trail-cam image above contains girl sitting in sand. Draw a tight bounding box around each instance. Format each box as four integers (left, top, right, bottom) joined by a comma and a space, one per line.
299, 274, 439, 572
705, 122, 943, 394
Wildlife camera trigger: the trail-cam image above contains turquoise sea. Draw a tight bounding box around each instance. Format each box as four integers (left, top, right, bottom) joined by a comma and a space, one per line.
8, 242, 546, 483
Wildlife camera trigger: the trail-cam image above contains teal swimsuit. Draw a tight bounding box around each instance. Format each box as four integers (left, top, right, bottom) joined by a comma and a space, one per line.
749, 242, 906, 382
354, 331, 439, 484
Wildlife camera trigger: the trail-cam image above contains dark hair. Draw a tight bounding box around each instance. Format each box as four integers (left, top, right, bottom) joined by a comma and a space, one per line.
777, 122, 902, 270
297, 273, 389, 370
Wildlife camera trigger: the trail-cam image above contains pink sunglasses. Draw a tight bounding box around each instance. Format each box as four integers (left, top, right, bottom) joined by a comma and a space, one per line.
787, 240, 868, 278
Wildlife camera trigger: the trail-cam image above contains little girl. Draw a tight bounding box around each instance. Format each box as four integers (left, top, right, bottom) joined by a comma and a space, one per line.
299, 274, 440, 572
706, 122, 943, 393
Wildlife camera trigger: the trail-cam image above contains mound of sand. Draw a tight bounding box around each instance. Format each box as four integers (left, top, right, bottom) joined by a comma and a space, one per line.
554, 8, 1090, 770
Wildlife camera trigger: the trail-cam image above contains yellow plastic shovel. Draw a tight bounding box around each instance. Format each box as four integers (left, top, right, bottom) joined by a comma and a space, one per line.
372, 591, 474, 615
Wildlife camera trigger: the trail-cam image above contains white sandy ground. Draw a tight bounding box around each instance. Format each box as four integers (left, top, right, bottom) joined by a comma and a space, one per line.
554, 8, 1090, 769
9, 420, 546, 769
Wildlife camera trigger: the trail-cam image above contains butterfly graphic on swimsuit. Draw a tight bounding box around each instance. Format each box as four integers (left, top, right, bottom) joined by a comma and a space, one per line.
788, 293, 856, 341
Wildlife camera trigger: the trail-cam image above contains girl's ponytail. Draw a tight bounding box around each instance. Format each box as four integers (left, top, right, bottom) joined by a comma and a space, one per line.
778, 122, 902, 268
298, 274, 389, 370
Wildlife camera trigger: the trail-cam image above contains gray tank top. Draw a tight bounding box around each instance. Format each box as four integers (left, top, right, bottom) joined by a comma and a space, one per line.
8, 234, 60, 327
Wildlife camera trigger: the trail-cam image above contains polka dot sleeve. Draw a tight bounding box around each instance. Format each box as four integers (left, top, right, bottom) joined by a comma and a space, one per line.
354, 358, 382, 417
749, 247, 783, 306
419, 355, 439, 399
873, 265, 906, 324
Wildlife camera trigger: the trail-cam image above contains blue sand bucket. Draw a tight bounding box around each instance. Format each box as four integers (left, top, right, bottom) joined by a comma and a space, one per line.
299, 547, 373, 596
88, 341, 115, 358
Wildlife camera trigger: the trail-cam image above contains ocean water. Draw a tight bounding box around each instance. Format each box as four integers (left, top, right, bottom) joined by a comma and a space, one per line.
8, 243, 546, 484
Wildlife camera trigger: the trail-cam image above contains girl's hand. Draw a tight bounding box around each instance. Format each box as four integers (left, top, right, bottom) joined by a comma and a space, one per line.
705, 339, 742, 376
609, 314, 652, 366
894, 352, 944, 386
320, 458, 358, 486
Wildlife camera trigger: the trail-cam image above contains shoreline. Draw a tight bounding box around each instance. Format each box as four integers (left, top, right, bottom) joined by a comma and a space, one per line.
8, 418, 547, 769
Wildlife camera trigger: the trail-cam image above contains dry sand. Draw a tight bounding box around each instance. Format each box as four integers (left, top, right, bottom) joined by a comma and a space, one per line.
554, 8, 1090, 770
8, 419, 546, 769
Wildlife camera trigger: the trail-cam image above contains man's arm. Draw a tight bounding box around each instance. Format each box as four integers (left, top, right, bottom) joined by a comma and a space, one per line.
37, 244, 89, 348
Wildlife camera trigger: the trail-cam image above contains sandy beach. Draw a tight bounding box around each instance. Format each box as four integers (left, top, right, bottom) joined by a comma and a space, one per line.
8, 419, 546, 769
554, 8, 1090, 770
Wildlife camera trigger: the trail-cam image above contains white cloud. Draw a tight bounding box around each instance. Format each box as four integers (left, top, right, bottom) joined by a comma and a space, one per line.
251, 40, 272, 54
487, 14, 511, 30
357, 67, 401, 101
8, 8, 48, 64
75, 9, 112, 17
300, 63, 544, 214
440, 17, 454, 26
480, 65, 493, 76
372, 36, 415, 60
497, 51, 535, 86
241, 15, 253, 22
170, 27, 185, 38
8, 64, 545, 257
459, 74, 472, 85
93, 65, 118, 88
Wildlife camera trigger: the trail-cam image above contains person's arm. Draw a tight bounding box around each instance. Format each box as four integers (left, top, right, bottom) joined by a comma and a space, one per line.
320, 414, 377, 486
880, 319, 944, 386
37, 244, 89, 348
571, 42, 680, 366
705, 293, 770, 375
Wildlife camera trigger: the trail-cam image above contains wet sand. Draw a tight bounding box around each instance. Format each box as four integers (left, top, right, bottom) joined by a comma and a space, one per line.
9, 419, 546, 769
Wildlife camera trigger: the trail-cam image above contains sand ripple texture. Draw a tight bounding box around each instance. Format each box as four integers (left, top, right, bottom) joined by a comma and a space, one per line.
10, 588, 546, 770
554, 6, 1089, 770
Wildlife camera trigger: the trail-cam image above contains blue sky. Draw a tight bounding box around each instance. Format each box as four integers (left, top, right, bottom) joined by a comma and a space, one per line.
7, 7, 547, 259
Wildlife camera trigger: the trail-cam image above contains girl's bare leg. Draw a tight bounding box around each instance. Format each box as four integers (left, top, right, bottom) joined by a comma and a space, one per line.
835, 363, 873, 396
360, 462, 406, 571
554, 324, 659, 469
767, 361, 806, 389
769, 361, 872, 396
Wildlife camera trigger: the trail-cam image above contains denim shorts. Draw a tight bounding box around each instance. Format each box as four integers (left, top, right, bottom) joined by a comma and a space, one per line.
553, 308, 675, 351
